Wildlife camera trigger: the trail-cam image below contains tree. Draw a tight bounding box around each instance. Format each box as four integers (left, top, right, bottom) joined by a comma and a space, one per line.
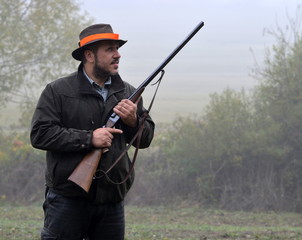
252, 7, 302, 211
199, 89, 255, 208
0, 0, 92, 204
129, 7, 302, 212
0, 0, 92, 115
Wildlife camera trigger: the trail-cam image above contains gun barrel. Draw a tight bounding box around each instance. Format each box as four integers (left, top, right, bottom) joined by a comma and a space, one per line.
128, 21, 204, 100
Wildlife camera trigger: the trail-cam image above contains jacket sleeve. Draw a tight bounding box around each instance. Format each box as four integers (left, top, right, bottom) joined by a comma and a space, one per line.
30, 84, 93, 152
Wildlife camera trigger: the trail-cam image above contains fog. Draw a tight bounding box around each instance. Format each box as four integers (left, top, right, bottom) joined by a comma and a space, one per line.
80, 0, 300, 121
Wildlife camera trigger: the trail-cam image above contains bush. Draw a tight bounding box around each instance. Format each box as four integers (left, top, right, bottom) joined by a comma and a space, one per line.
0, 131, 45, 204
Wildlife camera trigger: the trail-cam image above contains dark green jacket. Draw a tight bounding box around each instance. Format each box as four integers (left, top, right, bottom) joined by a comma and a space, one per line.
30, 64, 155, 203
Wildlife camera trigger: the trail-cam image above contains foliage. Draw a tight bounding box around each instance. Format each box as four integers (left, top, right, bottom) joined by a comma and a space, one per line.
0, 0, 93, 204
1, 2, 302, 215
0, 0, 92, 125
251, 8, 302, 211
0, 130, 44, 204
129, 7, 302, 212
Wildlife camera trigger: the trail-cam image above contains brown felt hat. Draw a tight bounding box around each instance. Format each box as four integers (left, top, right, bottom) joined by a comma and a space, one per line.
72, 24, 127, 61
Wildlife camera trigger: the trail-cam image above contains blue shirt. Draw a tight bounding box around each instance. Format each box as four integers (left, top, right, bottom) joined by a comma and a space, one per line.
83, 69, 111, 101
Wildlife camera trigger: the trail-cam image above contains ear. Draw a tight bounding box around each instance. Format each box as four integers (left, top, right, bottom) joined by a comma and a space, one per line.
83, 49, 95, 63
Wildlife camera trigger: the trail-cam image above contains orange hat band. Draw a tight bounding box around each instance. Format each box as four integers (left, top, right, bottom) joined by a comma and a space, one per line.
79, 33, 120, 47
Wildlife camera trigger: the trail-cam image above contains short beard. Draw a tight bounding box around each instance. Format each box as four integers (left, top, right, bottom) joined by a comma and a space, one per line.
92, 57, 117, 81
93, 63, 110, 80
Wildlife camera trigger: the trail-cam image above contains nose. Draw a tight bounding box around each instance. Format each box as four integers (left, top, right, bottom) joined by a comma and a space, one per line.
113, 49, 121, 59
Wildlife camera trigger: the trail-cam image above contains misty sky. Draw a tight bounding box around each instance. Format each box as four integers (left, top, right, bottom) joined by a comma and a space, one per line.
79, 0, 301, 121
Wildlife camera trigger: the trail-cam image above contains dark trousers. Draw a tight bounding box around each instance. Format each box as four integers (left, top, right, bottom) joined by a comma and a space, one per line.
41, 190, 125, 240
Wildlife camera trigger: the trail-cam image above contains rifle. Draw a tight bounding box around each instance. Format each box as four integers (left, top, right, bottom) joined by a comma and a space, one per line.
68, 21, 205, 192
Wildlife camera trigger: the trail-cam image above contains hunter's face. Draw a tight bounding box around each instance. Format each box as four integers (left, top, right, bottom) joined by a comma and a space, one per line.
92, 41, 121, 79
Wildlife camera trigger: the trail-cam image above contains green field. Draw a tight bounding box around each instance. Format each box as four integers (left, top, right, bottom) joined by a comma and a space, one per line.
0, 205, 301, 240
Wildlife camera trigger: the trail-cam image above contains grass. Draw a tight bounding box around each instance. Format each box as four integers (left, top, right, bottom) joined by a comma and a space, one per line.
0, 205, 302, 240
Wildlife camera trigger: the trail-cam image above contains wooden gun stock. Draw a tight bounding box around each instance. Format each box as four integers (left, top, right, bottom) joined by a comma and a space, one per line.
68, 149, 102, 192
68, 21, 204, 193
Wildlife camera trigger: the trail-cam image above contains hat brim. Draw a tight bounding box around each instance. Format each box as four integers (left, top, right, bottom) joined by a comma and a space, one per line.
72, 39, 127, 61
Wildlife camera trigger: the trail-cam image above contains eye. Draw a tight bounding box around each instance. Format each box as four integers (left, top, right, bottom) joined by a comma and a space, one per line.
106, 46, 119, 53
107, 46, 117, 52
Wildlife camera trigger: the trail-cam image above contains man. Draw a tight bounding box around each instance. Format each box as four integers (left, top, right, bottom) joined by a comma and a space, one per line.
30, 24, 155, 240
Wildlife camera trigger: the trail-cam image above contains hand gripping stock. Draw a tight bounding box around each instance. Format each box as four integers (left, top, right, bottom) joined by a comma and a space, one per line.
68, 21, 205, 192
